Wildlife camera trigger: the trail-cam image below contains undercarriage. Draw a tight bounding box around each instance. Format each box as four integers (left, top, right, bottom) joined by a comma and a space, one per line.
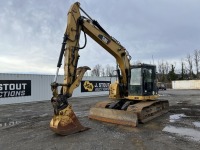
89, 99, 169, 126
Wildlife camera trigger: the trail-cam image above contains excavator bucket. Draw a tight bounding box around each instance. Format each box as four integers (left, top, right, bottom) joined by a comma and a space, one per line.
89, 107, 138, 127
50, 105, 89, 135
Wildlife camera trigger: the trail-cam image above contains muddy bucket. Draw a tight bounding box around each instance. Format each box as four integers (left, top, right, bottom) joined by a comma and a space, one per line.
50, 105, 89, 135
89, 107, 138, 127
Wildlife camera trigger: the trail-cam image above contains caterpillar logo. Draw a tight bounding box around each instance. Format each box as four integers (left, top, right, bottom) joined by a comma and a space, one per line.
81, 80, 111, 92
83, 81, 94, 92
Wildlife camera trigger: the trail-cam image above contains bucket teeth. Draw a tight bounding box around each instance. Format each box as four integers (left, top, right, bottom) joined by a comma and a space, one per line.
50, 105, 89, 135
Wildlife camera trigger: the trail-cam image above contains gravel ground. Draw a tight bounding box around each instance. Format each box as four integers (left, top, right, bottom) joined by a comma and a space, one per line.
0, 89, 200, 150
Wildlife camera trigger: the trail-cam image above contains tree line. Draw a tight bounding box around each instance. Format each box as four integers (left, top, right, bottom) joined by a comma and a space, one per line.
84, 64, 116, 77
157, 49, 200, 82
84, 49, 200, 83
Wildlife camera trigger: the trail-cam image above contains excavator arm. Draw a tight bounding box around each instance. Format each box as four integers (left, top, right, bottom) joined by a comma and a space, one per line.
50, 2, 132, 135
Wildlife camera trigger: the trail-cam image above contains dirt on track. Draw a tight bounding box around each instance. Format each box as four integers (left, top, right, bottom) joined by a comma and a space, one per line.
0, 89, 200, 150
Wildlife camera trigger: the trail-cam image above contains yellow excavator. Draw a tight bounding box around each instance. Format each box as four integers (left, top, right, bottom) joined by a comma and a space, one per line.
50, 2, 169, 135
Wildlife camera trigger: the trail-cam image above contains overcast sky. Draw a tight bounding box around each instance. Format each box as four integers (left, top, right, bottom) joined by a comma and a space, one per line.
0, 0, 200, 75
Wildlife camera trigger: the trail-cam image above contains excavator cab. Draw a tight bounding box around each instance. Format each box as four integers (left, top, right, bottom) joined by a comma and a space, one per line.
129, 64, 158, 99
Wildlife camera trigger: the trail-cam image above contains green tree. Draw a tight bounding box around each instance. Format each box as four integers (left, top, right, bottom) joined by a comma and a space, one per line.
168, 65, 177, 81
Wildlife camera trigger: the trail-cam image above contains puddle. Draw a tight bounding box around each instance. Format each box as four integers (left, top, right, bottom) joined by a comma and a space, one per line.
177, 101, 189, 104
158, 94, 170, 97
181, 108, 191, 110
0, 120, 22, 128
75, 111, 89, 117
193, 122, 200, 128
163, 125, 200, 142
39, 113, 48, 117
169, 114, 186, 122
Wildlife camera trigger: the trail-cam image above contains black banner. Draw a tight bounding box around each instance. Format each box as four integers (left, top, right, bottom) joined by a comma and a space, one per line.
81, 80, 111, 92
0, 80, 31, 98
